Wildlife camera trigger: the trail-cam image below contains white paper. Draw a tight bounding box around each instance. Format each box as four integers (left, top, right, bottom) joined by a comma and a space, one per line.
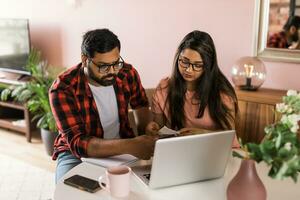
158, 126, 179, 136
81, 154, 138, 168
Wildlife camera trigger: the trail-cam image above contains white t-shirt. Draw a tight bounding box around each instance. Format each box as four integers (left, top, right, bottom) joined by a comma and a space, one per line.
88, 84, 120, 139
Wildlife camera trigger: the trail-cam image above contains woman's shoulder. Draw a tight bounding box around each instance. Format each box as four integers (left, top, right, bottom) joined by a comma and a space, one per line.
152, 77, 170, 100
156, 77, 170, 90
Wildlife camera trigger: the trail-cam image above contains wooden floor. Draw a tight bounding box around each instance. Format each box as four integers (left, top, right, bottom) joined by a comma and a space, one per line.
0, 128, 55, 172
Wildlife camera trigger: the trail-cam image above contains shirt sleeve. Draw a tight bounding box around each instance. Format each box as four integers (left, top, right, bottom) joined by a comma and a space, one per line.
151, 78, 169, 114
267, 34, 278, 48
152, 88, 164, 114
49, 86, 92, 158
267, 32, 287, 48
128, 67, 149, 109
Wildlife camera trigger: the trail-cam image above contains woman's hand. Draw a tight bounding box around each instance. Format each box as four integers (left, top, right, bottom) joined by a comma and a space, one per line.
145, 121, 160, 135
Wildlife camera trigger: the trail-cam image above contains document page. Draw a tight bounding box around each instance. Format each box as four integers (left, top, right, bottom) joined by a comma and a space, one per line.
158, 126, 179, 136
81, 154, 138, 168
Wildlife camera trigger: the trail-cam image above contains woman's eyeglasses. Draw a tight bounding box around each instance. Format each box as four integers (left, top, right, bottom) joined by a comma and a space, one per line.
89, 57, 124, 73
178, 58, 203, 72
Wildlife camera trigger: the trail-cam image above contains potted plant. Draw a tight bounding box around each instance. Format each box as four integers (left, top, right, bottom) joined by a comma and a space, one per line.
0, 49, 63, 156
227, 90, 300, 200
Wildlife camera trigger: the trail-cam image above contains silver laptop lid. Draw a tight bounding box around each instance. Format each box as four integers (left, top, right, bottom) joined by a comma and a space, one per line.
148, 130, 235, 189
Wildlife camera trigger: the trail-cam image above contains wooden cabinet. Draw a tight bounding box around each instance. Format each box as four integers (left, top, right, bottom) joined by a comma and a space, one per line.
235, 88, 287, 143
0, 101, 35, 142
0, 72, 35, 142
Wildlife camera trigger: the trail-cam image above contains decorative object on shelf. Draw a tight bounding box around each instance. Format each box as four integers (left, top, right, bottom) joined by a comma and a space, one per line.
228, 90, 300, 199
231, 56, 266, 91
227, 159, 266, 200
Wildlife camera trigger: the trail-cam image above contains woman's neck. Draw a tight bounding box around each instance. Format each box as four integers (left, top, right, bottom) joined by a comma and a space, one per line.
186, 81, 196, 91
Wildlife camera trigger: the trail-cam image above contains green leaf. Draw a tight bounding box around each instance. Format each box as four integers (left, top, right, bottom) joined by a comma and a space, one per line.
275, 131, 282, 149
260, 141, 275, 164
11, 85, 27, 99
17, 89, 32, 102
0, 88, 12, 101
247, 143, 263, 162
232, 151, 245, 159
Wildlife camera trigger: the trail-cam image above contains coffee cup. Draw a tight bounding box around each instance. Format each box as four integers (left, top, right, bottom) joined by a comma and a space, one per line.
98, 165, 131, 198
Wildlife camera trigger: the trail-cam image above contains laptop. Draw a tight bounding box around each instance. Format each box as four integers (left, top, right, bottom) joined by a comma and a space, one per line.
132, 130, 235, 189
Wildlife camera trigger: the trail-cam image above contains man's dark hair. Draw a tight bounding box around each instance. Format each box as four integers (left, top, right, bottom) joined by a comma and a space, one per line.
283, 15, 300, 31
81, 29, 121, 58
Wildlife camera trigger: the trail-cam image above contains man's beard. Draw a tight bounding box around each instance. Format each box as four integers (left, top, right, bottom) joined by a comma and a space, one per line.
87, 67, 116, 86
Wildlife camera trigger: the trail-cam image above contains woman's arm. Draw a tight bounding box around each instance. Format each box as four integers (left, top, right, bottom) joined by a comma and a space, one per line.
145, 113, 165, 135
221, 93, 237, 130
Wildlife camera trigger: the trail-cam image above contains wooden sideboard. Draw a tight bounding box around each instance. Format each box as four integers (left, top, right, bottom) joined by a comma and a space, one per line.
0, 101, 35, 142
235, 88, 287, 143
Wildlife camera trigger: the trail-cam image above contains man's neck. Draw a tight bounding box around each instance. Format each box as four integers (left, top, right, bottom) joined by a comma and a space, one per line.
84, 67, 102, 87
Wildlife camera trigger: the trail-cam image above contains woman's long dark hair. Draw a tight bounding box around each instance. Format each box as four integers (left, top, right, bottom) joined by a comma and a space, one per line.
167, 30, 238, 130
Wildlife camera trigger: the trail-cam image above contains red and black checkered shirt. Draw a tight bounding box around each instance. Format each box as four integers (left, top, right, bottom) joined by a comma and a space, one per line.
267, 31, 288, 48
49, 63, 149, 160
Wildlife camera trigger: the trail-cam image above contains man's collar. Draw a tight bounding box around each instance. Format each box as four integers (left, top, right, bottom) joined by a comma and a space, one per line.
75, 63, 93, 97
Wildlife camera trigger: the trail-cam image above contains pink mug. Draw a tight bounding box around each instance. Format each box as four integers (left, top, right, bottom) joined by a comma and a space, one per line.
98, 165, 131, 198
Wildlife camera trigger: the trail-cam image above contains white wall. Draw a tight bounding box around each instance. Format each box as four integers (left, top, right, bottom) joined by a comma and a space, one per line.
0, 0, 299, 90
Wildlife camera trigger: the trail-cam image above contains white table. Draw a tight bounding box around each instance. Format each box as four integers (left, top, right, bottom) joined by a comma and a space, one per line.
54, 156, 300, 200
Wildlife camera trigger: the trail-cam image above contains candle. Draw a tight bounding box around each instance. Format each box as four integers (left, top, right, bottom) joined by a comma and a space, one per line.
244, 64, 254, 89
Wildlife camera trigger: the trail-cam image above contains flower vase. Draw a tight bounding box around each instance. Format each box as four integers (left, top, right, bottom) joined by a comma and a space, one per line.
227, 159, 267, 200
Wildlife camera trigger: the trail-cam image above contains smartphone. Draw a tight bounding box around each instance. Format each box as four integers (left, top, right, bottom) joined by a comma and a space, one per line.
64, 174, 101, 193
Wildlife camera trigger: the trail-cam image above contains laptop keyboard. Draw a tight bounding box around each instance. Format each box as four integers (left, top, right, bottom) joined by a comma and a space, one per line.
143, 173, 151, 180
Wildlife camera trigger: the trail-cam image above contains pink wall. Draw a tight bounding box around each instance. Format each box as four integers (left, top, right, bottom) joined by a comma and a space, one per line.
0, 0, 299, 90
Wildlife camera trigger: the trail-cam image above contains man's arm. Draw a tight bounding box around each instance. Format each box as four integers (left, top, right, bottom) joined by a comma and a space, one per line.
50, 86, 92, 158
87, 135, 157, 160
50, 87, 157, 160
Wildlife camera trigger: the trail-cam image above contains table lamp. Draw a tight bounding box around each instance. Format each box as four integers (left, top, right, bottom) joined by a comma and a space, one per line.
231, 56, 266, 91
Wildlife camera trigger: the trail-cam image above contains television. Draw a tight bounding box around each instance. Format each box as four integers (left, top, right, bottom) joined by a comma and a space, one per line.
0, 18, 31, 75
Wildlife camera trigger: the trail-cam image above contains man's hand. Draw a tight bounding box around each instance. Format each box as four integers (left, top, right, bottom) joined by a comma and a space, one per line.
129, 135, 158, 160
87, 134, 158, 159
145, 121, 160, 135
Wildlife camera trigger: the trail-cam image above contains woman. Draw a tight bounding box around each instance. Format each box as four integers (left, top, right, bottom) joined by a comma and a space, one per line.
146, 30, 239, 147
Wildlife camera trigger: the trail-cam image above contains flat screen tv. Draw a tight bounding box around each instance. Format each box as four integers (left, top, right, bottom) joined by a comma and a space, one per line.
0, 18, 31, 75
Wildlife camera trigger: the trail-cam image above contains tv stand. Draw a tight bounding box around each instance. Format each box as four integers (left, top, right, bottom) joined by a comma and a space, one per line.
0, 71, 35, 142
0, 101, 35, 142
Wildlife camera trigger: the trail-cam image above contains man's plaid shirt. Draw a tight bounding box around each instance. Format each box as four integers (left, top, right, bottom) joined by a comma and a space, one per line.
49, 63, 149, 160
267, 31, 288, 48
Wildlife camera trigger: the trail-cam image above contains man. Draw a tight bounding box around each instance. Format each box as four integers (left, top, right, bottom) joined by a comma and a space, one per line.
267, 15, 300, 49
49, 29, 157, 183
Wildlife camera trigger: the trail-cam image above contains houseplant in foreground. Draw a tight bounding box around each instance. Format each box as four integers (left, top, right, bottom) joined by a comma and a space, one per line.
0, 49, 63, 155
227, 90, 300, 200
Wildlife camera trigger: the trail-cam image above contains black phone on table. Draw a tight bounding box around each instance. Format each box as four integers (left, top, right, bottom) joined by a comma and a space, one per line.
63, 174, 101, 193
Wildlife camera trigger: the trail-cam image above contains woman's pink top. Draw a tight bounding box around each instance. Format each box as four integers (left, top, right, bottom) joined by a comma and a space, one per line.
151, 77, 240, 148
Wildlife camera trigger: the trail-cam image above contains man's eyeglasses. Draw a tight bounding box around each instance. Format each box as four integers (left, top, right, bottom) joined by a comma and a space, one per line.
89, 57, 124, 73
178, 58, 203, 72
